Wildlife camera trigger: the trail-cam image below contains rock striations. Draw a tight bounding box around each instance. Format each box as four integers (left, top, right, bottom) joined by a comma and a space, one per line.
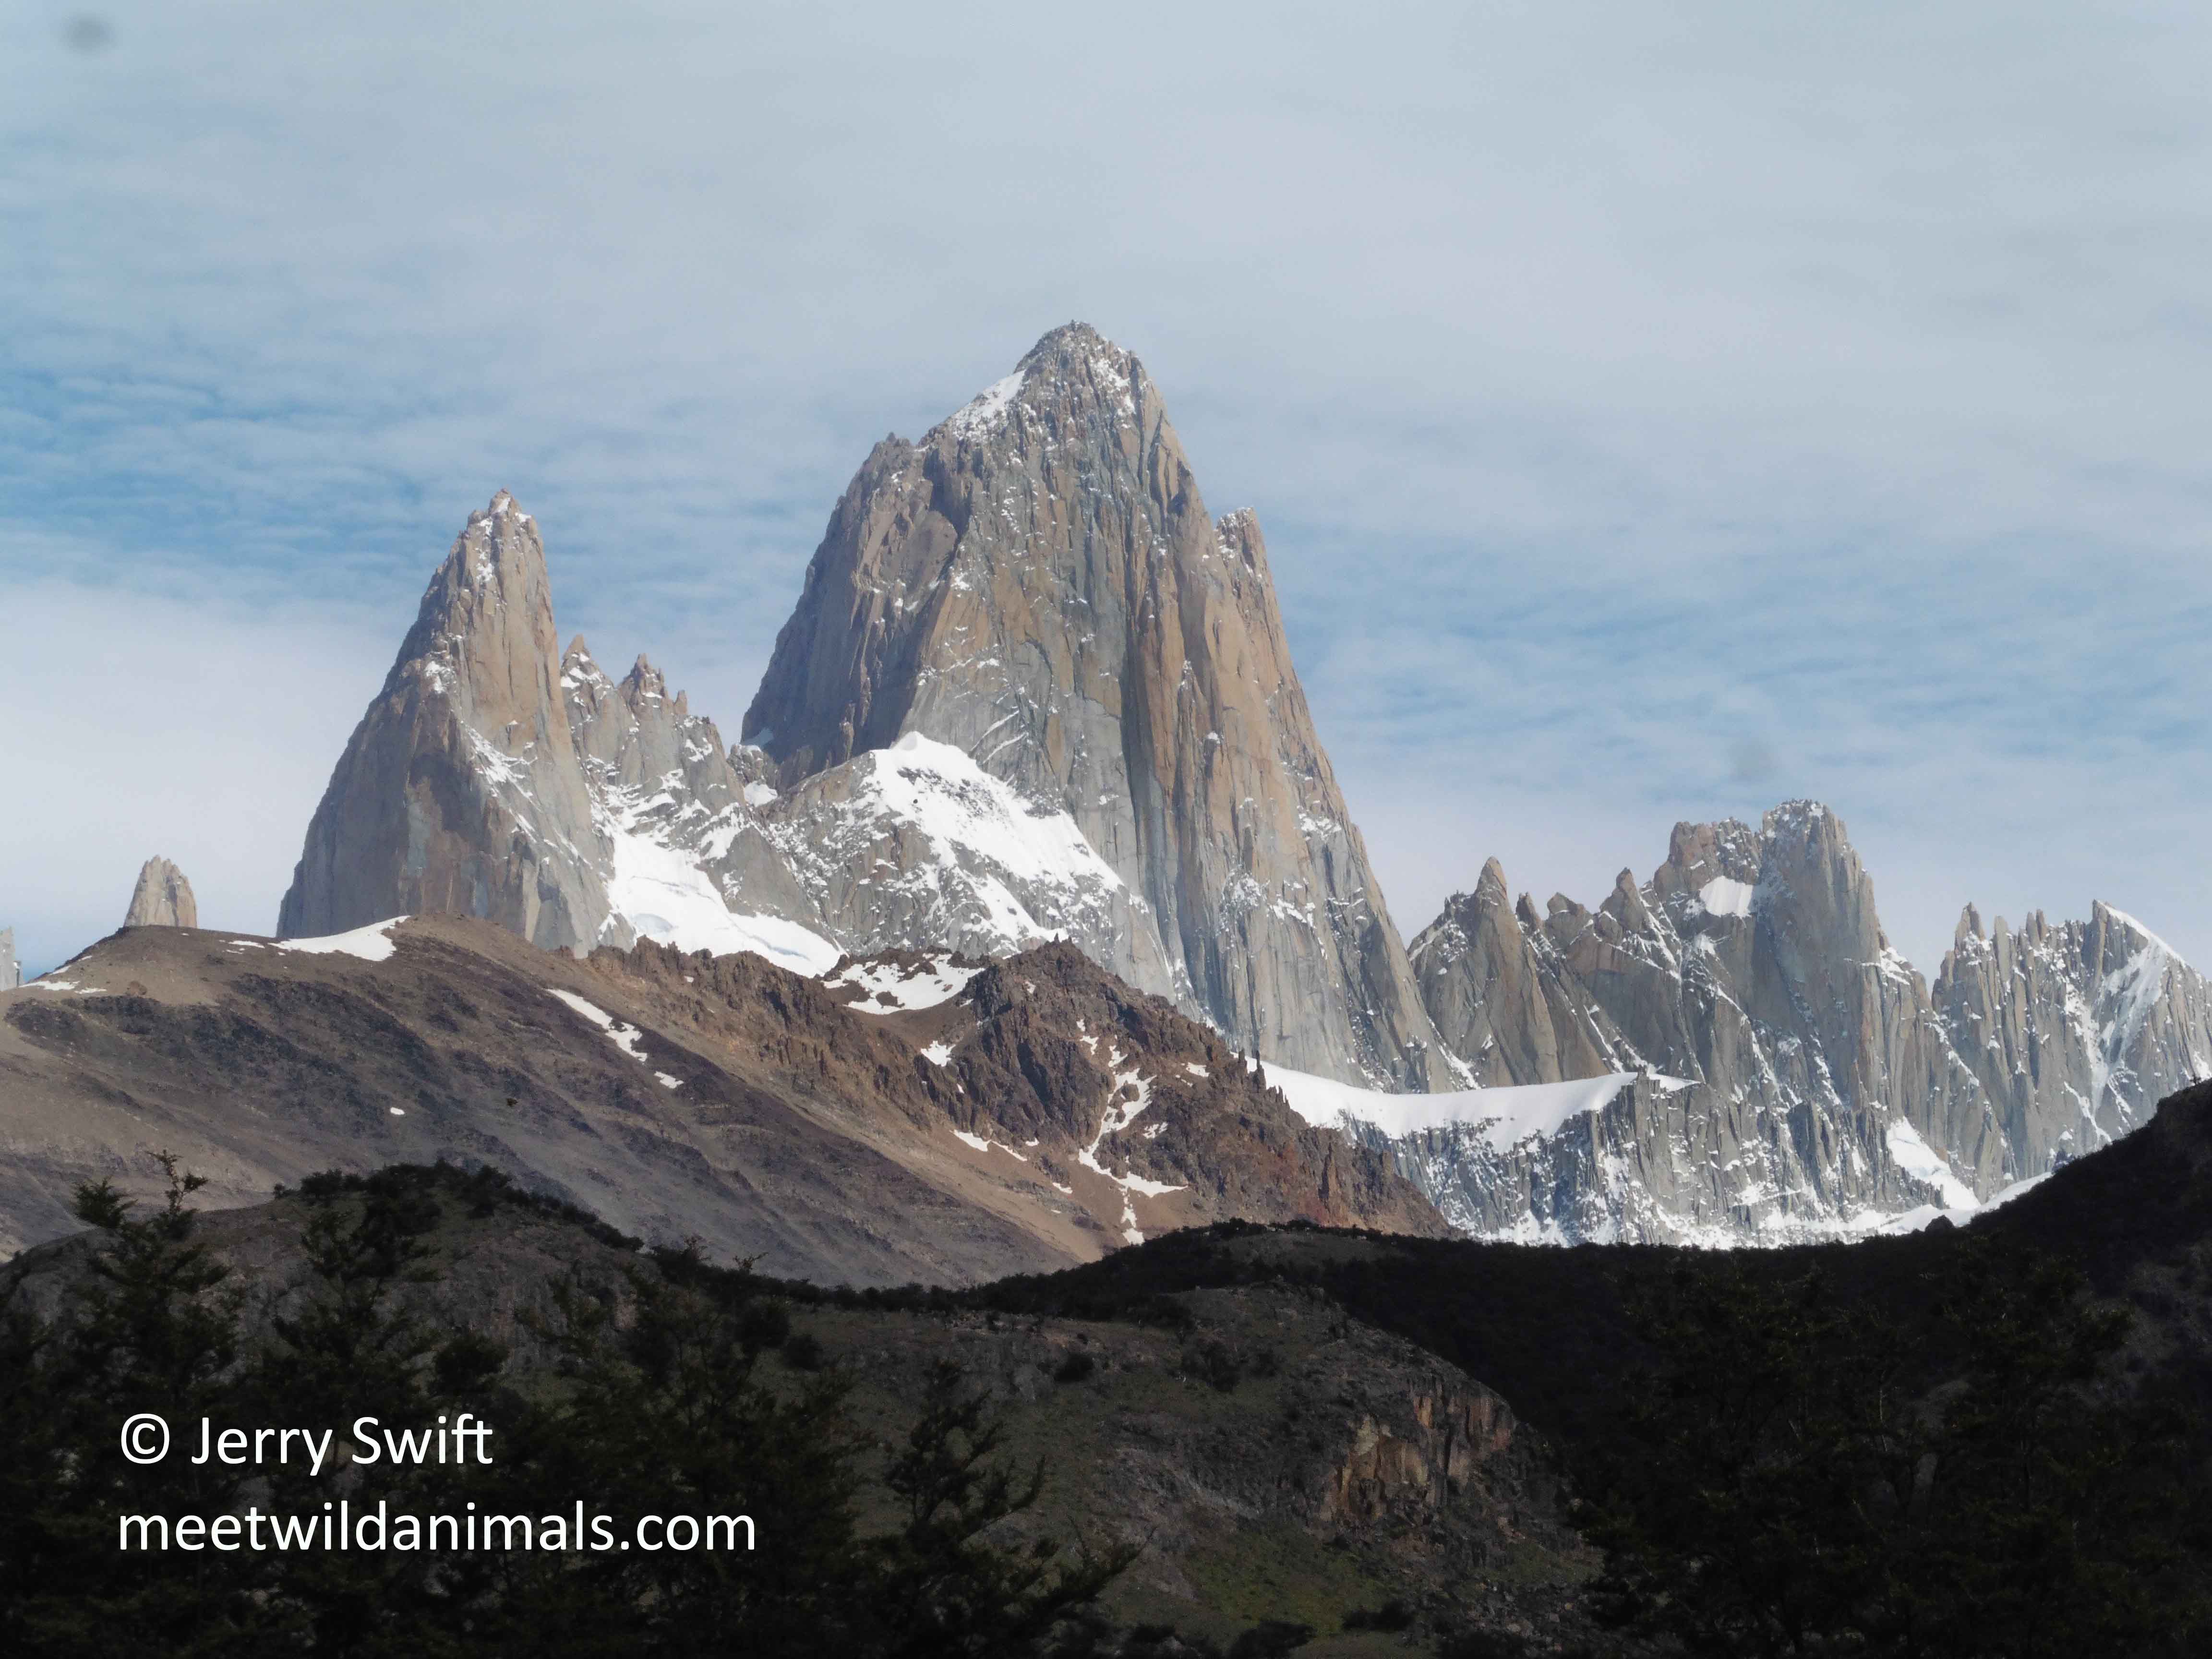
1926, 900, 2212, 1175
1383, 805, 2212, 1241
278, 327, 1448, 1090
743, 324, 1445, 1087
122, 857, 197, 929
264, 330, 2206, 1249
278, 493, 609, 951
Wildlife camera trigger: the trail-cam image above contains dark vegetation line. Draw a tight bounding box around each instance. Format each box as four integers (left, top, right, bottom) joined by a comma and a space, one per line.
7, 1078, 2211, 1655
1, 1159, 1137, 1658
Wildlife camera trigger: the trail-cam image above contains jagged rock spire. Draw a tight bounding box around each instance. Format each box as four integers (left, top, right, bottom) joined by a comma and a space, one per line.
278, 493, 609, 950
1408, 806, 2212, 1238
123, 857, 197, 928
742, 323, 1448, 1087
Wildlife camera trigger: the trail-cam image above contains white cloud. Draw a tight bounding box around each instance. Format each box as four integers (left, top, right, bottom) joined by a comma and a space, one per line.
3, 1, 2209, 980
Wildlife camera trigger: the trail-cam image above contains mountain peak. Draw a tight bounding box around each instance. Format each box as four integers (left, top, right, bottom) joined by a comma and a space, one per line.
279, 496, 606, 950
1024, 319, 1118, 357
743, 329, 1448, 1087
934, 322, 1144, 445
124, 856, 196, 929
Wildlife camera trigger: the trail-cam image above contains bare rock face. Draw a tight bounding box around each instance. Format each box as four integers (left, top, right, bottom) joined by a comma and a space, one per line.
277, 493, 610, 951
1410, 859, 1600, 1087
270, 335, 1449, 1091
1929, 901, 2212, 1174
0, 915, 1446, 1274
122, 857, 197, 929
1402, 802, 2212, 1240
743, 323, 1446, 1088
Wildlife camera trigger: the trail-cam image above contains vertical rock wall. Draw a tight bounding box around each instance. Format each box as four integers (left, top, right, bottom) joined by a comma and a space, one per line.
743, 324, 1447, 1087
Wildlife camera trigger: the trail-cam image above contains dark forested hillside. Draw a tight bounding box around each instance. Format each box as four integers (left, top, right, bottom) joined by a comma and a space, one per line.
6, 1084, 2208, 1656
962, 1082, 2212, 1656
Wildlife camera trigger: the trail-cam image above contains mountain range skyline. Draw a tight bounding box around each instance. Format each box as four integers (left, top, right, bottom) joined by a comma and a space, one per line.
8, 337, 2204, 989
10, 12, 2212, 1647
60, 317, 2174, 1249
8, 5, 2211, 989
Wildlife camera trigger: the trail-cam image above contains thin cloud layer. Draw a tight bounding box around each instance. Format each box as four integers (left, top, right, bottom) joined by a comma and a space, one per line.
3, 1, 2208, 975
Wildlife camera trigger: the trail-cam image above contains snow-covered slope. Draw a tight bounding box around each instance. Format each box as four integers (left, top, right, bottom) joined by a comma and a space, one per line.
1265, 1061, 1654, 1153
1259, 1057, 1979, 1245
756, 734, 1142, 966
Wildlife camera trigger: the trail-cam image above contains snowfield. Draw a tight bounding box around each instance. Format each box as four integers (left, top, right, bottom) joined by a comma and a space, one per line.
1259, 1059, 1680, 1153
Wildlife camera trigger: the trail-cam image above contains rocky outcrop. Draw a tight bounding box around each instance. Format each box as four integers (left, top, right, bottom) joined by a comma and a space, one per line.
279, 337, 1450, 1093
0, 914, 1446, 1273
1928, 902, 2212, 1174
1411, 859, 1606, 1087
743, 324, 1447, 1088
277, 493, 610, 951
1400, 803, 2212, 1240
122, 856, 197, 929
0, 929, 17, 990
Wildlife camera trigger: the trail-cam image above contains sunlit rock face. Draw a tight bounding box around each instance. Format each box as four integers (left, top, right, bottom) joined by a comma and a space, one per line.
1398, 805, 2212, 1240
123, 856, 198, 930
743, 323, 1448, 1088
279, 493, 610, 952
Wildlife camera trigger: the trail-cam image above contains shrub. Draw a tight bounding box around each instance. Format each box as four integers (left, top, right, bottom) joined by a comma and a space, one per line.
1342, 1599, 1412, 1631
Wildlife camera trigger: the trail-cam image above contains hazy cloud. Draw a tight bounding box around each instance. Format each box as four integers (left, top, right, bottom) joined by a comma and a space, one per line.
61, 15, 110, 54
3, 1, 2208, 975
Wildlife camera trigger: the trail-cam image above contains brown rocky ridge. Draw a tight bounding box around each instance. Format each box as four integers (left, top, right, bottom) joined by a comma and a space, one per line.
0, 914, 1446, 1276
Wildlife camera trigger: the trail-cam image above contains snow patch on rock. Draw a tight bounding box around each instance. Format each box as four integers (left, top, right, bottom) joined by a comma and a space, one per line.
945, 371, 1026, 441
826, 954, 981, 1013
544, 987, 653, 1065
1884, 1118, 1979, 1213
601, 799, 840, 975
1694, 877, 1758, 919
1265, 1061, 1674, 1154
271, 918, 409, 963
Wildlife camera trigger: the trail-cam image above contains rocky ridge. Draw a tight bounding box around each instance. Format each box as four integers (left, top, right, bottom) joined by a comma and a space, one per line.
278, 327, 1449, 1091
1376, 804, 2211, 1241
0, 915, 1445, 1274
278, 493, 609, 952
122, 855, 197, 929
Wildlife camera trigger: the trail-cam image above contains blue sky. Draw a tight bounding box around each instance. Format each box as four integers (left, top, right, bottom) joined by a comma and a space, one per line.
4, 1, 2208, 980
